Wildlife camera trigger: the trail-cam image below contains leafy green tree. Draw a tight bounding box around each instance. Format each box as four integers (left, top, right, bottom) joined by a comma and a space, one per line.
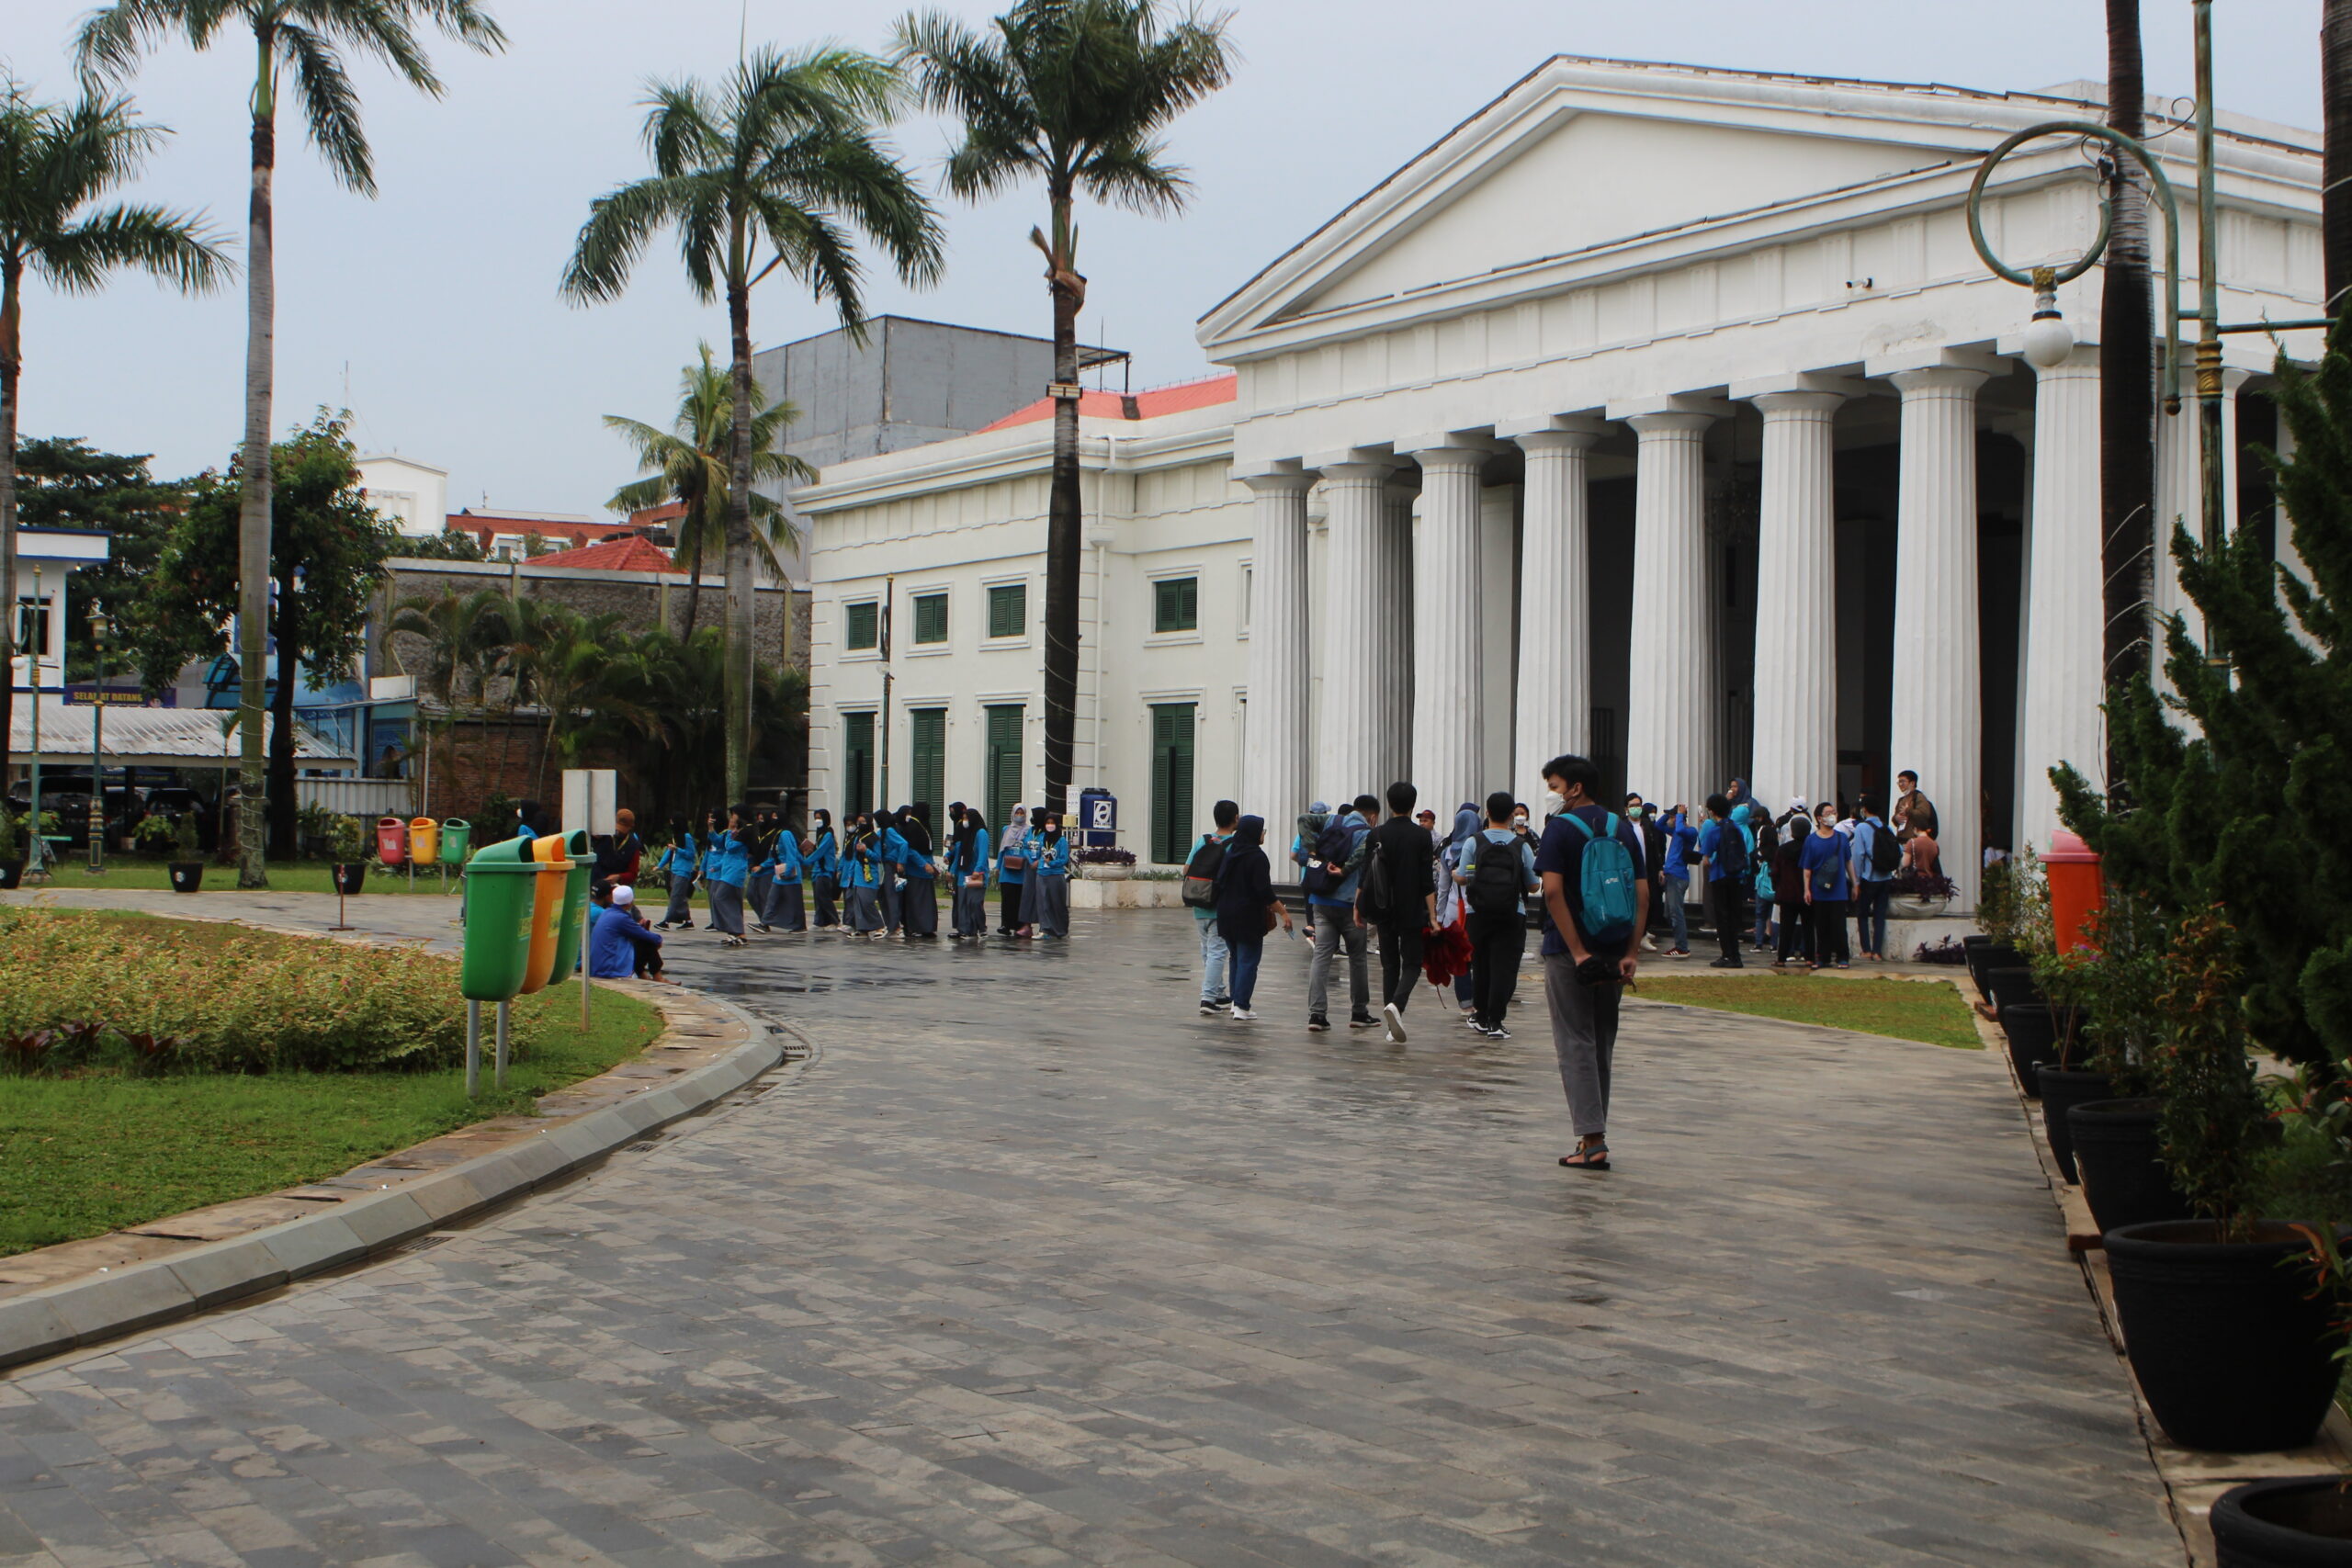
893, 0, 1232, 816
134, 410, 396, 857
563, 44, 940, 805
78, 0, 505, 886
605, 342, 814, 637
390, 527, 484, 562
2056, 320, 2352, 1075
386, 584, 503, 815
12, 438, 193, 681
0, 81, 226, 816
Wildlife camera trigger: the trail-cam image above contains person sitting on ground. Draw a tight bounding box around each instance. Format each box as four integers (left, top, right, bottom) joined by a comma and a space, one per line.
589, 886, 671, 981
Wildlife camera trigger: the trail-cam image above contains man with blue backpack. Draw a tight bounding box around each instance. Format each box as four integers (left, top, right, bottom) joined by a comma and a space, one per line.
1302, 794, 1377, 1032
1536, 752, 1650, 1173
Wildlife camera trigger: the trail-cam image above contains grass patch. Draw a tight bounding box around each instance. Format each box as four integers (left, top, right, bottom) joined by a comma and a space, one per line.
9, 862, 461, 895
0, 912, 663, 1257
1634, 974, 1983, 1050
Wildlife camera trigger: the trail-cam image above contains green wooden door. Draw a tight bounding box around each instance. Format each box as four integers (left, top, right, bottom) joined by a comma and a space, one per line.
1150, 703, 1196, 865
910, 708, 945, 818
842, 711, 874, 819
984, 705, 1023, 829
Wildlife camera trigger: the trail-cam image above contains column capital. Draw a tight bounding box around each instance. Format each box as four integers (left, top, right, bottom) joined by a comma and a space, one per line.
2027, 343, 2103, 380
1608, 393, 1730, 423
1405, 445, 1489, 476
1886, 364, 1992, 397
1238, 469, 1317, 496
1623, 410, 1717, 437
1504, 414, 1609, 451
1729, 370, 1864, 402
1313, 460, 1396, 487
1866, 345, 2007, 381
1747, 389, 1849, 419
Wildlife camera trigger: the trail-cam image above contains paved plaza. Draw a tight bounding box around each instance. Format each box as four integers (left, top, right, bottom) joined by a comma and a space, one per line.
0, 896, 2177, 1565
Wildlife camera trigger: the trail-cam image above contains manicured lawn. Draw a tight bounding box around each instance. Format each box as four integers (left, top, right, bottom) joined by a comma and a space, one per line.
13, 861, 463, 895
0, 914, 664, 1257
1634, 974, 1983, 1050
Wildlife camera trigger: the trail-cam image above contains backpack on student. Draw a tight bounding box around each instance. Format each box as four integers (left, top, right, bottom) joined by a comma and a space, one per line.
1300, 818, 1356, 897
1464, 836, 1525, 917
1359, 838, 1396, 922
1181, 834, 1227, 908
1865, 819, 1900, 877
1563, 812, 1639, 940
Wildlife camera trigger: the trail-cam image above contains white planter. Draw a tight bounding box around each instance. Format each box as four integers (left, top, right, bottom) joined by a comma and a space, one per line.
1080, 863, 1133, 881
1889, 895, 1951, 920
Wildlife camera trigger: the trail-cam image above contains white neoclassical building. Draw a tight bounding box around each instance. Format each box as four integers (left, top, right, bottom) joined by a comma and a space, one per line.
797, 56, 2327, 903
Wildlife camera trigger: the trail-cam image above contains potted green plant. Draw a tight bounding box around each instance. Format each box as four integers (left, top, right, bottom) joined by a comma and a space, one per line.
167, 812, 205, 892
2104, 911, 2345, 1454
327, 815, 368, 895
2037, 891, 2162, 1182
132, 811, 179, 860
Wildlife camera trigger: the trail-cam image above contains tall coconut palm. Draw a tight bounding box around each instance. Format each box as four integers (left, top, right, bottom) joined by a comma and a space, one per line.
563, 44, 942, 805
0, 81, 226, 840
78, 0, 505, 886
605, 341, 815, 637
2101, 0, 2155, 776
894, 0, 1231, 817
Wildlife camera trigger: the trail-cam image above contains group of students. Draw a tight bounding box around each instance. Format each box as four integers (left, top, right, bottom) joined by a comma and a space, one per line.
643, 801, 1079, 946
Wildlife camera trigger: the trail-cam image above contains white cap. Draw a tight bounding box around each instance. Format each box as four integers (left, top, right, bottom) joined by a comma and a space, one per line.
1789, 795, 1807, 812
611, 885, 635, 907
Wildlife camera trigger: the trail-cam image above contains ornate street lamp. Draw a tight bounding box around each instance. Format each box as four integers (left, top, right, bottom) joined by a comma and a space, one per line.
85, 603, 108, 875
1963, 0, 2334, 571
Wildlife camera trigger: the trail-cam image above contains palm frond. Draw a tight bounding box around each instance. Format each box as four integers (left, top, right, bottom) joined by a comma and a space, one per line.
38, 202, 233, 292
1074, 132, 1186, 216
276, 20, 375, 194
74, 0, 234, 86
560, 174, 704, 303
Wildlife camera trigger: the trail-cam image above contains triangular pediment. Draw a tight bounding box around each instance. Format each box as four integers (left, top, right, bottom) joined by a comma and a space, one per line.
1200, 56, 2062, 352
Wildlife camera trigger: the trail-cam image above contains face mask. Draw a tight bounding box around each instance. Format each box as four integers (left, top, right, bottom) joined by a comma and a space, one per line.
1541, 791, 1566, 818
1627, 806, 1645, 819
1512, 815, 1528, 830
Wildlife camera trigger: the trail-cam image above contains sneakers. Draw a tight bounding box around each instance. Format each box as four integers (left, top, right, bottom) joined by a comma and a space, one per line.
1211, 995, 1232, 1009
1306, 1014, 1331, 1032
752, 922, 773, 934
1199, 999, 1222, 1016
1230, 1006, 1257, 1022
1383, 1002, 1408, 1043
1667, 948, 1690, 959
1485, 1022, 1511, 1040
1349, 1012, 1378, 1030
1464, 1011, 1486, 1030
1709, 955, 1744, 969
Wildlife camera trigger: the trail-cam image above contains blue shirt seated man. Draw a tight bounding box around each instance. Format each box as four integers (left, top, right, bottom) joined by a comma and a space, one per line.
589, 886, 669, 981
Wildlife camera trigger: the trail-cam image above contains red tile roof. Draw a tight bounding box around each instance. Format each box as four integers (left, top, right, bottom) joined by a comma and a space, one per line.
447, 515, 632, 547
547, 536, 675, 573
976, 373, 1238, 433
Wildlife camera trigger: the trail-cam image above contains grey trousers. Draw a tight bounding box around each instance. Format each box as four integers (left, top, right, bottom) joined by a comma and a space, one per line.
1543, 951, 1623, 1138
1307, 912, 1368, 1018
663, 874, 695, 925
707, 879, 746, 937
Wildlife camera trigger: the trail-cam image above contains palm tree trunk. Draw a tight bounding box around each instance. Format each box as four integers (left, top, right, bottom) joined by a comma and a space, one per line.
2101, 0, 2154, 792
1041, 198, 1084, 820
236, 34, 277, 888
723, 277, 755, 807
2327, 0, 2352, 314
0, 258, 22, 829
681, 536, 706, 637
267, 582, 299, 860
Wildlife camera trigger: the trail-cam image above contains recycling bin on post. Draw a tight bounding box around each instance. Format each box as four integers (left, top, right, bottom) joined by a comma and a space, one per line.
2045, 829, 2105, 954
438, 818, 471, 864
376, 816, 409, 867
1079, 787, 1116, 849
546, 829, 593, 985
459, 836, 538, 1001
518, 833, 571, 995
409, 818, 440, 864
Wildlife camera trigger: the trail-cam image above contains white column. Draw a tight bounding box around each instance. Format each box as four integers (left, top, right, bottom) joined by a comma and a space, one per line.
1313, 462, 1394, 797
1376, 476, 1417, 788
1623, 411, 1715, 812
1510, 423, 1601, 792
1241, 473, 1314, 854
1888, 366, 1987, 906
2018, 346, 2102, 852
1408, 446, 1487, 816
1747, 390, 1844, 810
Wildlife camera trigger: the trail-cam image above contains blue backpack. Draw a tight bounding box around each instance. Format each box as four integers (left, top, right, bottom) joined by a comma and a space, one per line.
1564, 812, 1640, 941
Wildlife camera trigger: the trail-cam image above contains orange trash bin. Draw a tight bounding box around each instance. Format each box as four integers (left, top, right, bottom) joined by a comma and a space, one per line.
2044, 829, 2104, 953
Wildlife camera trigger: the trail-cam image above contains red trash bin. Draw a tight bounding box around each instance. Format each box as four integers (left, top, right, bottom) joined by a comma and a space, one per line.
2045, 829, 2103, 953
376, 816, 409, 868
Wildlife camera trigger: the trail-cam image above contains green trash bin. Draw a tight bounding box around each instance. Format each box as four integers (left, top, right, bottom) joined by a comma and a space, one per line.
439, 818, 471, 865
548, 829, 593, 984
459, 836, 539, 1002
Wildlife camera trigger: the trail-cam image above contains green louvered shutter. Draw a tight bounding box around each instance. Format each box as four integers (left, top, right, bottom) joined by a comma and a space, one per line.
985, 705, 1023, 829
910, 708, 945, 818
1150, 703, 1195, 865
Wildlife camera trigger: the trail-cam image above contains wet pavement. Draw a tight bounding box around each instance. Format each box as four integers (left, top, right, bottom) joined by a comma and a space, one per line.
0, 895, 2177, 1565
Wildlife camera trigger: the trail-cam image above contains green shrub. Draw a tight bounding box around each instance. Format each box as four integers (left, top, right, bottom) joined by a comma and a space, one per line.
0, 910, 473, 1073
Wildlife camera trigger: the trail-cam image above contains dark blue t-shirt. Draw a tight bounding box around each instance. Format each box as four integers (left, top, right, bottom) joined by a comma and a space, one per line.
1535, 805, 1647, 960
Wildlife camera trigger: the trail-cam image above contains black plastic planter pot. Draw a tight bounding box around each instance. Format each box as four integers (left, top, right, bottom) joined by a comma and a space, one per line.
2035, 1066, 2114, 1183
2069, 1098, 2194, 1235
0, 860, 20, 891
1998, 1003, 2087, 1097
1966, 942, 2022, 989
2212, 1475, 2352, 1565
167, 861, 205, 894
331, 863, 367, 896
2108, 1223, 2346, 1455
1979, 965, 2042, 1020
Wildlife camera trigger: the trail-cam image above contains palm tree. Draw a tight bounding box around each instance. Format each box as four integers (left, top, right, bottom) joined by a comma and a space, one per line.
563, 43, 942, 806
605, 341, 815, 637
78, 0, 505, 886
0, 80, 226, 837
387, 584, 503, 813
893, 0, 1232, 818
2101, 0, 2155, 772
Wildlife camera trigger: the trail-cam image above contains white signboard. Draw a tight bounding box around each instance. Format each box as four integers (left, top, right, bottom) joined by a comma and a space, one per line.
561, 769, 616, 837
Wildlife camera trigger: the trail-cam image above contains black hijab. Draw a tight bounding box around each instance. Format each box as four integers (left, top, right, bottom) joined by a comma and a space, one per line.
1232, 814, 1265, 850
899, 804, 933, 858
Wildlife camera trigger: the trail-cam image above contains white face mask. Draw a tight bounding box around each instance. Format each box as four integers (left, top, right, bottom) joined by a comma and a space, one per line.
1541, 790, 1566, 818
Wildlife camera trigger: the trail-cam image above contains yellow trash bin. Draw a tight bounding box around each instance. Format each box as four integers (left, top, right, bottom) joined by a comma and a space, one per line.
518, 832, 571, 995
409, 818, 440, 864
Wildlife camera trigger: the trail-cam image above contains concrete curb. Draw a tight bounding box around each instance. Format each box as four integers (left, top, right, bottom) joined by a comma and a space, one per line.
0, 992, 789, 1372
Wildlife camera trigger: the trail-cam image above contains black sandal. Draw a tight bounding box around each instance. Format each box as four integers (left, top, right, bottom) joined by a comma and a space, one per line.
1558, 1145, 1611, 1171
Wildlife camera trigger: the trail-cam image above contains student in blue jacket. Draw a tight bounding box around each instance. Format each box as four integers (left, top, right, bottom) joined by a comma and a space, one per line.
874, 807, 908, 936
895, 804, 940, 940
759, 824, 806, 932
1027, 811, 1071, 938
995, 806, 1030, 936
704, 806, 752, 947
806, 809, 840, 930
947, 806, 992, 939
842, 813, 886, 934
655, 818, 698, 930
746, 810, 778, 934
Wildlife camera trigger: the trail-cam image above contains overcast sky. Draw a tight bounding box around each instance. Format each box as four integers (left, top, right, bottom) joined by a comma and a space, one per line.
5, 0, 2324, 518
